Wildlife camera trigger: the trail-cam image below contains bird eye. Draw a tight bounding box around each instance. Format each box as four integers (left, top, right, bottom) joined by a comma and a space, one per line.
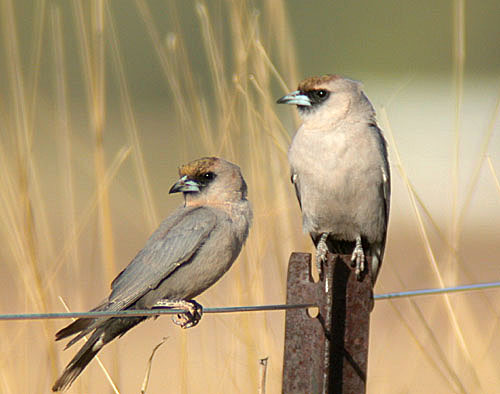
309, 89, 329, 105
203, 172, 215, 180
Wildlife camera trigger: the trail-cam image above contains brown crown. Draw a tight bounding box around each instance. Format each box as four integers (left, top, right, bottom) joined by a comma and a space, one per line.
179, 157, 219, 177
298, 74, 340, 91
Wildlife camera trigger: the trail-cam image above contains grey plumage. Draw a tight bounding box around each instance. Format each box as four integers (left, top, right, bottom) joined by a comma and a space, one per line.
277, 74, 390, 283
52, 157, 252, 391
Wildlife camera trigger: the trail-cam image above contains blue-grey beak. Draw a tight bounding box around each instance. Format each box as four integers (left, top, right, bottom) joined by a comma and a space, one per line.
276, 90, 312, 106
169, 175, 201, 194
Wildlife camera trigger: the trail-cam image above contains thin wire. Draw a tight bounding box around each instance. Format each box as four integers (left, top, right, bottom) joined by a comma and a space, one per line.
0, 303, 316, 321
1, 281, 500, 321
374, 281, 500, 300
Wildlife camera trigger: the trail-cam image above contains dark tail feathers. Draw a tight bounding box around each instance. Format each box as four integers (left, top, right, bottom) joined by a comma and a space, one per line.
52, 328, 104, 391
53, 316, 146, 391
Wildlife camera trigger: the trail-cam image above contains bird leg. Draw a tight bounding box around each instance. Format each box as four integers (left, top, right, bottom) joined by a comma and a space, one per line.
315, 233, 329, 278
351, 235, 365, 279
153, 299, 203, 329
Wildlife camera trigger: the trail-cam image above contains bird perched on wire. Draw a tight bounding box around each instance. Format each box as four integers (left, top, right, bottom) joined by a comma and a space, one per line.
277, 74, 390, 283
52, 157, 252, 391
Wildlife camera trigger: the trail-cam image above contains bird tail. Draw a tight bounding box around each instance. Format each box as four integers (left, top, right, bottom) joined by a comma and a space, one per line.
55, 317, 96, 344
55, 302, 109, 349
52, 328, 104, 391
370, 244, 384, 284
53, 316, 146, 391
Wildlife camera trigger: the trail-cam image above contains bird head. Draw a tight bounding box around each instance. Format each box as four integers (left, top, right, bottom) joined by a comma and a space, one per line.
277, 74, 375, 128
170, 157, 248, 207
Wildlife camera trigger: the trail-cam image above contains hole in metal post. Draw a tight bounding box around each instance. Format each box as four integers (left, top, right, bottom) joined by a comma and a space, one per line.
307, 306, 319, 318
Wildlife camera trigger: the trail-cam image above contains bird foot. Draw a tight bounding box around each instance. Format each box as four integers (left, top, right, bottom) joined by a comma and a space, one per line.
153, 299, 203, 329
351, 236, 365, 279
315, 233, 329, 279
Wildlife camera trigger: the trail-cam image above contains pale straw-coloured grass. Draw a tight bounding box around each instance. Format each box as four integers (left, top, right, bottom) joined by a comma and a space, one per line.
0, 1, 499, 393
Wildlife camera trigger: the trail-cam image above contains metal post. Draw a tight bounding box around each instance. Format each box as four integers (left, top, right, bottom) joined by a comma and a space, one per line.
282, 252, 373, 394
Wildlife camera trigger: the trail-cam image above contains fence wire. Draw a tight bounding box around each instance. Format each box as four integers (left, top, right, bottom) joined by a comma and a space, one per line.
1, 280, 499, 321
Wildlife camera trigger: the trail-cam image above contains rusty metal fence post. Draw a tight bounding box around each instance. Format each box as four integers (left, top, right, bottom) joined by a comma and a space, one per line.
282, 252, 373, 394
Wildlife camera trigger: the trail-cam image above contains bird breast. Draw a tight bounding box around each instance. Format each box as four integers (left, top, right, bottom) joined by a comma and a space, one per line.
288, 123, 386, 243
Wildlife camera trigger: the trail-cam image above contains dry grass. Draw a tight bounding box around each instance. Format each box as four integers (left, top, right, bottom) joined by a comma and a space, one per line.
0, 1, 499, 393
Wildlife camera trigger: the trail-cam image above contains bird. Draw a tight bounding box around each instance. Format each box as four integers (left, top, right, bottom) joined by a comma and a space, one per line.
52, 157, 252, 391
277, 74, 390, 283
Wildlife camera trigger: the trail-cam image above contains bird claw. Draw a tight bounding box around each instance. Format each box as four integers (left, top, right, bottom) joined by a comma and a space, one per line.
153, 299, 203, 329
315, 233, 329, 278
351, 236, 365, 279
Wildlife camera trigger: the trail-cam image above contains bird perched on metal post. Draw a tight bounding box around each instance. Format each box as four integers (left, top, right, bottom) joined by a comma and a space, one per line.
52, 157, 252, 391
277, 75, 390, 283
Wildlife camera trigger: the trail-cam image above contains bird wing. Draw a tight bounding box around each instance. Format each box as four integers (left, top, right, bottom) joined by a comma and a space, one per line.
377, 124, 391, 258
290, 172, 303, 210
378, 128, 391, 234
61, 207, 217, 347
370, 122, 391, 233
108, 206, 217, 310
381, 163, 391, 226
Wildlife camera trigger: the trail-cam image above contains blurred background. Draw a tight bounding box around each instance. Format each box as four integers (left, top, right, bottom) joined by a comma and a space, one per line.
1, 0, 499, 393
